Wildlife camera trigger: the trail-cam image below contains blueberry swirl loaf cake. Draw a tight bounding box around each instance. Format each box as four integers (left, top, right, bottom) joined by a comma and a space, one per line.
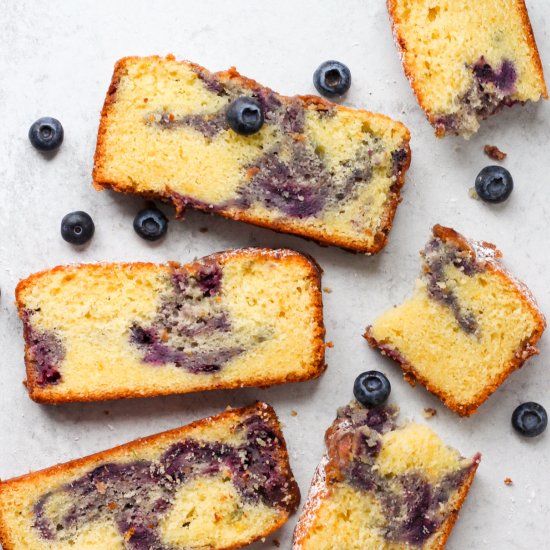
93, 55, 411, 253
16, 248, 325, 404
292, 401, 480, 549
0, 402, 300, 550
365, 225, 546, 416
388, 0, 547, 137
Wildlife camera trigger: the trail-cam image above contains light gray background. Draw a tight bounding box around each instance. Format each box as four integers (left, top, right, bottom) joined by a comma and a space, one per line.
1, 1, 549, 548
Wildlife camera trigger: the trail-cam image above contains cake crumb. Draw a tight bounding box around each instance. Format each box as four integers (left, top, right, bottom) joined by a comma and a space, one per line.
423, 407, 437, 418
504, 477, 513, 486
403, 372, 417, 387
199, 227, 209, 233
484, 144, 507, 161
468, 187, 480, 200
290, 410, 298, 417
273, 539, 281, 547
325, 341, 334, 348
323, 287, 333, 293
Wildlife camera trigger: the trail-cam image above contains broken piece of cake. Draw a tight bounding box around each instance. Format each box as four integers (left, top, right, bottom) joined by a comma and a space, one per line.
387, 0, 547, 137
93, 55, 411, 253
16, 248, 325, 404
365, 225, 545, 416
0, 403, 299, 550
292, 400, 480, 549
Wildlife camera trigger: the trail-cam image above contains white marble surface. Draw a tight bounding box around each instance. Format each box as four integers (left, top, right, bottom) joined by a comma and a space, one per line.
1, 1, 549, 548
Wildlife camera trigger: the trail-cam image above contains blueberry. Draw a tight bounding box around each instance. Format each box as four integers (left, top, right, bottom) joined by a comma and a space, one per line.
353, 371, 391, 407
512, 402, 547, 437
61, 211, 94, 245
313, 61, 352, 98
133, 207, 168, 241
29, 117, 64, 152
226, 97, 264, 136
475, 166, 513, 203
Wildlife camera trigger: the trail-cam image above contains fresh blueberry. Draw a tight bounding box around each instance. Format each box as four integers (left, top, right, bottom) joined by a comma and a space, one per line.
226, 97, 264, 136
512, 402, 547, 437
29, 117, 64, 152
353, 370, 391, 407
61, 211, 94, 245
313, 61, 352, 98
133, 207, 168, 241
475, 166, 513, 203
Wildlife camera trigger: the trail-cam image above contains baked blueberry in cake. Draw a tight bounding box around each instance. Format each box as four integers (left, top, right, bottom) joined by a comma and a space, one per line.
16, 248, 325, 404
365, 225, 546, 416
93, 55, 411, 253
292, 400, 480, 549
0, 403, 300, 550
388, 0, 547, 137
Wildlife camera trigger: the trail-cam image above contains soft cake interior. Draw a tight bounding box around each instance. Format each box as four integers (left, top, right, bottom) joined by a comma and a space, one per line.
17, 251, 324, 402
94, 56, 410, 250
294, 403, 479, 549
367, 227, 544, 414
389, 0, 547, 135
0, 405, 296, 550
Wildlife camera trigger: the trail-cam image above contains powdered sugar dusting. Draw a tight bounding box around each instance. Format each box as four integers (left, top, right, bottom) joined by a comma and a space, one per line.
468, 236, 546, 328
292, 454, 329, 549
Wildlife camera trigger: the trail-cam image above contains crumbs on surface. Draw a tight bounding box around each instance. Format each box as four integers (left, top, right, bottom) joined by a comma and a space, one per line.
325, 341, 334, 348
273, 539, 281, 547
290, 410, 298, 417
468, 187, 480, 200
423, 407, 437, 418
504, 477, 513, 486
484, 144, 507, 161
323, 287, 333, 293
199, 227, 209, 233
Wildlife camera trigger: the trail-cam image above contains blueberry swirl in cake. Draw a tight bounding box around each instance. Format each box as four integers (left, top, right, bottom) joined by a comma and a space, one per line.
93, 55, 411, 253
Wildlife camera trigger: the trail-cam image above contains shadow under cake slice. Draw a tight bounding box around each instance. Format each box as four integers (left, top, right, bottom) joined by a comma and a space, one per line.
388, 0, 547, 137
16, 248, 325, 404
292, 400, 480, 549
93, 55, 411, 253
365, 225, 546, 416
0, 402, 299, 550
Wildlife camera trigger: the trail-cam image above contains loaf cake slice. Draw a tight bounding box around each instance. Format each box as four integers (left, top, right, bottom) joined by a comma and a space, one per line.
93, 55, 411, 253
388, 0, 547, 137
292, 400, 480, 549
16, 248, 325, 404
365, 225, 546, 416
0, 402, 300, 550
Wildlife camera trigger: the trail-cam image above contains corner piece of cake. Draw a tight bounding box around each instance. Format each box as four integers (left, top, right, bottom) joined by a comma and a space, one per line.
15, 248, 325, 404
93, 55, 411, 253
387, 0, 547, 137
365, 225, 546, 416
292, 400, 480, 549
0, 402, 300, 550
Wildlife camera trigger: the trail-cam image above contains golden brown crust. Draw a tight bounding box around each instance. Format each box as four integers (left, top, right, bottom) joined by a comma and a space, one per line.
0, 402, 299, 550
516, 0, 548, 99
365, 225, 546, 416
15, 248, 326, 404
92, 55, 411, 254
430, 455, 480, 549
387, 0, 548, 136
